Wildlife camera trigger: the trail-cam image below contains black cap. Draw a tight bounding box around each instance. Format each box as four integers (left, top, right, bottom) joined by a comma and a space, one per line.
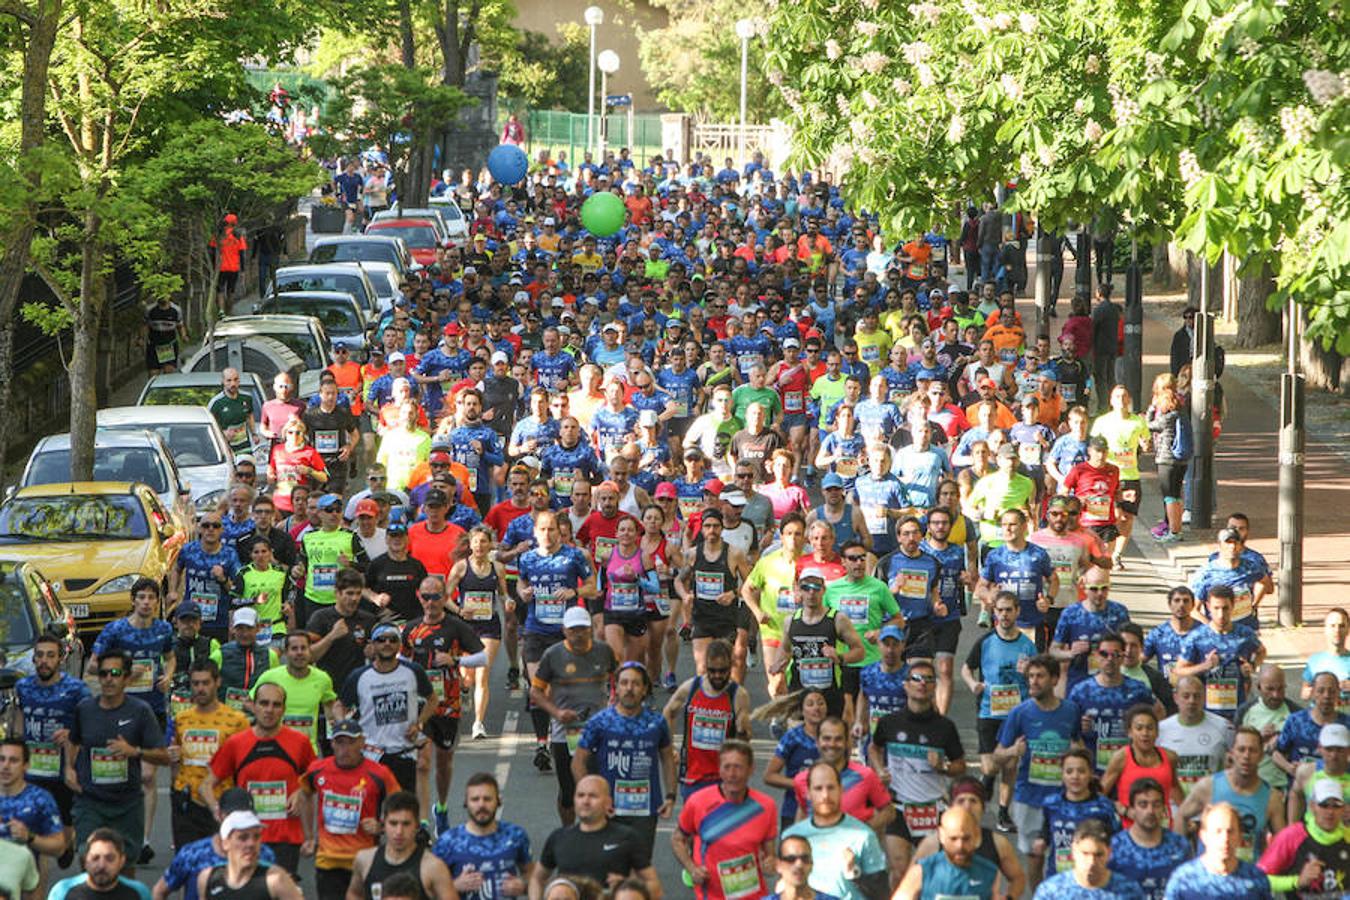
219, 787, 255, 815
424, 488, 450, 507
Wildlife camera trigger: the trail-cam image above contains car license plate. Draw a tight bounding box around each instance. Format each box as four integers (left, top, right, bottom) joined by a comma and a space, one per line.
66, 604, 89, 618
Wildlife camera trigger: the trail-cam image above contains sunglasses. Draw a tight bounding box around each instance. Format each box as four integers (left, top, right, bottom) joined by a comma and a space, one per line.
843, 554, 866, 561
200, 522, 222, 529
1097, 650, 1123, 659
1084, 585, 1108, 592
98, 668, 125, 678
908, 673, 937, 684
781, 853, 812, 864
373, 636, 400, 644
705, 667, 730, 675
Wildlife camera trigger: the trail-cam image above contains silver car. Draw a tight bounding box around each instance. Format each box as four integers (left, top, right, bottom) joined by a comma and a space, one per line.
19, 429, 193, 525
96, 406, 235, 514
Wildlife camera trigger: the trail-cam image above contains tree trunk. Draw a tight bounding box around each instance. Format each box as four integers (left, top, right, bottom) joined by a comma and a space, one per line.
398, 0, 416, 68
68, 223, 105, 482
0, 0, 65, 495
1299, 305, 1342, 392
1233, 260, 1281, 348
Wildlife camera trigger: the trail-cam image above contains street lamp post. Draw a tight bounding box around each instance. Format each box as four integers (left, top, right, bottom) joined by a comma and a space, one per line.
1279, 301, 1305, 626
597, 50, 620, 163
735, 18, 757, 167
584, 6, 604, 162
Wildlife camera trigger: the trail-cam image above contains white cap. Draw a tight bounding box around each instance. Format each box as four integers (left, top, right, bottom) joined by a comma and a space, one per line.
514, 290, 531, 304
562, 607, 592, 629
220, 809, 263, 839
544, 216, 556, 225
1320, 722, 1350, 749
387, 351, 406, 364
231, 607, 258, 628
1313, 778, 1345, 805
491, 351, 510, 365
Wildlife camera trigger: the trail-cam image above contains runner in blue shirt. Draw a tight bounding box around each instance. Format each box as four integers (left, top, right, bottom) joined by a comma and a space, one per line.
765, 689, 826, 832
1189, 527, 1274, 631
0, 739, 65, 858
167, 515, 244, 642
885, 518, 945, 640
1067, 633, 1158, 774
1034, 818, 1145, 899
532, 329, 580, 393
1142, 586, 1201, 681
854, 445, 910, 557
1052, 569, 1132, 690
447, 389, 506, 511
1108, 777, 1193, 900
978, 509, 1058, 649
415, 325, 475, 420
1161, 804, 1274, 899
433, 773, 533, 900
1171, 587, 1264, 721
1037, 748, 1120, 880
539, 418, 603, 506
572, 662, 676, 854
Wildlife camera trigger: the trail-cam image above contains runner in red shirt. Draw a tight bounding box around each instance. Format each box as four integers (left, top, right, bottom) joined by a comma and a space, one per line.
296, 718, 401, 896
484, 466, 534, 539
576, 481, 639, 562
210, 213, 248, 306
407, 487, 466, 577
202, 681, 317, 876
1061, 435, 1123, 544
267, 418, 329, 514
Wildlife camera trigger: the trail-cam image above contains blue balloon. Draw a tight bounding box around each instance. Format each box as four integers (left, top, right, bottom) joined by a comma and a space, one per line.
487, 144, 528, 185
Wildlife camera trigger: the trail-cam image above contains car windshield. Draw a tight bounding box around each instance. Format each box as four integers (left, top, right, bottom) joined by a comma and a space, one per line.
274, 274, 368, 306
265, 299, 361, 335
103, 423, 225, 467
141, 385, 219, 407
26, 447, 169, 493
0, 580, 37, 649
0, 494, 150, 541
312, 242, 398, 267
370, 225, 437, 248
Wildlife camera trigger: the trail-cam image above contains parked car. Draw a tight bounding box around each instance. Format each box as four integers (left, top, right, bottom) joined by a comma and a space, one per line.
310, 235, 414, 276
370, 206, 449, 241
256, 292, 369, 354
0, 484, 185, 638
0, 558, 85, 675
269, 263, 380, 322
96, 406, 235, 514
426, 195, 470, 244
364, 218, 441, 267
185, 314, 332, 398
357, 261, 403, 312
19, 430, 193, 526
137, 371, 268, 415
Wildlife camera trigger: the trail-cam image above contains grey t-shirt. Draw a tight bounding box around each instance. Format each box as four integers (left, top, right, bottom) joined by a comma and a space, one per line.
535, 641, 616, 744
70, 694, 164, 803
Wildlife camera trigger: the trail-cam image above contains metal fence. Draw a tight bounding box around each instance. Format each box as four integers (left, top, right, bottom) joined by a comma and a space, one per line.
522, 109, 665, 166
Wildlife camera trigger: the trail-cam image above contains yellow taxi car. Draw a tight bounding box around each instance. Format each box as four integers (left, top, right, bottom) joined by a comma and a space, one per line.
0, 482, 186, 639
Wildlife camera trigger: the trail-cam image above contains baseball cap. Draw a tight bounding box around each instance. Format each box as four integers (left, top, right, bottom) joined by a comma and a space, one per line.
683, 447, 705, 461
386, 514, 409, 535
388, 351, 406, 365
424, 488, 450, 507
721, 489, 748, 507
978, 376, 998, 390
1320, 723, 1350, 749
783, 337, 800, 349
318, 493, 343, 510
544, 216, 556, 225
821, 473, 845, 490
1087, 435, 1109, 451
230, 607, 258, 628
703, 478, 725, 496
879, 624, 906, 643
996, 443, 1017, 459
798, 573, 826, 590
550, 297, 565, 308
638, 409, 659, 427
174, 601, 202, 620
369, 345, 386, 357
355, 498, 380, 518
218, 787, 255, 815
220, 810, 263, 840
333, 340, 350, 352
429, 450, 452, 464
473, 233, 487, 242
371, 623, 402, 641
463, 266, 477, 275
329, 718, 364, 739
1314, 778, 1345, 806
443, 322, 464, 336
514, 290, 531, 304
491, 350, 510, 365
595, 480, 620, 495
1217, 526, 1243, 543
562, 607, 592, 630
603, 322, 620, 333
654, 482, 677, 500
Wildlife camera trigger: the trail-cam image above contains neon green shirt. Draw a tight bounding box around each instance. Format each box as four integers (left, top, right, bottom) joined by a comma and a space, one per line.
1090, 411, 1150, 480
810, 373, 849, 429
252, 665, 336, 751
968, 470, 1036, 544
824, 575, 900, 667
745, 548, 801, 642
853, 328, 893, 375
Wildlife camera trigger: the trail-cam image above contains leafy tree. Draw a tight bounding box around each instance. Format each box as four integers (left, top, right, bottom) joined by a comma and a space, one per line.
499, 25, 591, 111
638, 0, 784, 121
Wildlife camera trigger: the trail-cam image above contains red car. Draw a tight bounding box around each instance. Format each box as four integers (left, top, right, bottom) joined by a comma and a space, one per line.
366, 218, 443, 267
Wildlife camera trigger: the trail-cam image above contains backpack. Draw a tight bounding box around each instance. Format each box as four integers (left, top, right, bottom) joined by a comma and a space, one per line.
1171, 412, 1194, 460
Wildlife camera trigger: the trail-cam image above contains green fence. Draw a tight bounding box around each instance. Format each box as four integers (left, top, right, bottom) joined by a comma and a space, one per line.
522, 109, 665, 166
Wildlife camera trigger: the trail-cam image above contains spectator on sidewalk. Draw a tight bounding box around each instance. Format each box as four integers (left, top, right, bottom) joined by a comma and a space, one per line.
1089, 285, 1121, 413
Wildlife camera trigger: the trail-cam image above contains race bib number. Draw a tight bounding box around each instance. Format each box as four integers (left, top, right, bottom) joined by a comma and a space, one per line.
695, 572, 723, 602
182, 729, 221, 767
902, 801, 941, 838
775, 587, 796, 614
614, 779, 650, 816
315, 430, 340, 454
837, 594, 870, 623
678, 497, 702, 520
784, 391, 804, 413
1108, 449, 1134, 471
1096, 734, 1127, 771
988, 684, 1020, 717
313, 564, 337, 590
1028, 739, 1066, 786
836, 456, 859, 478
171, 690, 192, 719
1084, 495, 1112, 520
552, 470, 576, 497
672, 399, 689, 418
716, 854, 761, 900
191, 590, 219, 624
690, 711, 728, 750
595, 536, 619, 561
282, 713, 313, 735
609, 582, 642, 613
1206, 675, 1238, 711
860, 344, 881, 364
155, 342, 177, 365
128, 659, 155, 693
462, 590, 495, 621
1231, 589, 1254, 623
225, 687, 251, 713
565, 725, 583, 755
91, 747, 128, 785
322, 790, 362, 835
250, 780, 288, 820
797, 656, 833, 689
896, 569, 928, 599
535, 590, 565, 625
29, 743, 60, 779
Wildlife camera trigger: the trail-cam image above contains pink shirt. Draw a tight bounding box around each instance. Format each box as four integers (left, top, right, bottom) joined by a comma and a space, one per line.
756, 482, 811, 523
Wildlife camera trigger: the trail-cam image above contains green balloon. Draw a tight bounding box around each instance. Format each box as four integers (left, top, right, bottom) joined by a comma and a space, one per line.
580, 191, 626, 237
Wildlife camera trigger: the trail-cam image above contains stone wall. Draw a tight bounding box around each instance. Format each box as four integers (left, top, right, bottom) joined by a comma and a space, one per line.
443, 70, 501, 176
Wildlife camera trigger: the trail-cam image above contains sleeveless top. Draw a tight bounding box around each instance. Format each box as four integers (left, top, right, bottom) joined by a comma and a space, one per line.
205, 866, 271, 900
691, 541, 737, 627
617, 484, 643, 518
786, 611, 841, 694
917, 851, 999, 900
1118, 745, 1176, 828
604, 545, 645, 618
682, 676, 740, 785
642, 536, 673, 617
457, 559, 501, 624
365, 845, 427, 900
1212, 769, 1272, 861
815, 503, 857, 551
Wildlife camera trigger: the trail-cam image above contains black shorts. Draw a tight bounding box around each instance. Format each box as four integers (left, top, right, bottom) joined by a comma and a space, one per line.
666, 417, 694, 441
524, 631, 563, 664
1089, 523, 1121, 544
1156, 462, 1186, 500
691, 600, 739, 640
931, 619, 962, 656
266, 842, 301, 876
424, 715, 460, 751
551, 742, 576, 809
841, 665, 861, 697
39, 778, 74, 825
146, 341, 178, 371
736, 603, 754, 633
1118, 478, 1141, 515
219, 270, 240, 292
170, 789, 216, 849
691, 618, 738, 641
380, 750, 418, 793
315, 866, 350, 898
585, 593, 605, 617
468, 616, 503, 641
604, 614, 648, 636
977, 717, 1005, 755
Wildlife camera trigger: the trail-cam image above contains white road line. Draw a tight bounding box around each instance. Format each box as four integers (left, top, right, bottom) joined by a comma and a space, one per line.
494, 709, 520, 785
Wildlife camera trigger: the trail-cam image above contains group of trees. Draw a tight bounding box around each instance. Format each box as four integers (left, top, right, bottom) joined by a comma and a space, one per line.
764, 0, 1347, 357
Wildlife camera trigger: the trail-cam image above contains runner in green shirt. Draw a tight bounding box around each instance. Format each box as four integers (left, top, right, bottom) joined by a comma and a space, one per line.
240, 539, 296, 650
809, 355, 849, 430
741, 514, 808, 700
208, 367, 256, 454
967, 445, 1037, 546
250, 631, 342, 751
732, 366, 783, 427
1089, 385, 1152, 563
823, 540, 903, 671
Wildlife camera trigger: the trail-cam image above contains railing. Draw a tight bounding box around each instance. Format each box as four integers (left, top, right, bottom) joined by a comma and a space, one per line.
688, 122, 774, 164
522, 109, 665, 167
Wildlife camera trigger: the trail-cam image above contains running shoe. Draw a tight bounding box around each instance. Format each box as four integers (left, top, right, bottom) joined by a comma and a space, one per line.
1182, 509, 1193, 525
1157, 531, 1182, 544
533, 743, 553, 772
1150, 520, 1169, 538
433, 802, 450, 836
506, 667, 520, 691
996, 809, 1017, 834
662, 672, 678, 691
472, 721, 488, 740
977, 609, 992, 628
139, 844, 154, 865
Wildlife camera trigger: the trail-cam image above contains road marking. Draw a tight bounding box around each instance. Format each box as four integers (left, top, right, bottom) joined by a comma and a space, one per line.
494, 709, 520, 786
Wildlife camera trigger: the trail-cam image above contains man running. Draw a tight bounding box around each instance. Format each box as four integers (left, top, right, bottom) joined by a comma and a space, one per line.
432, 773, 534, 899
672, 741, 777, 900
346, 790, 457, 900
195, 811, 303, 900
663, 640, 750, 798
533, 776, 660, 898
